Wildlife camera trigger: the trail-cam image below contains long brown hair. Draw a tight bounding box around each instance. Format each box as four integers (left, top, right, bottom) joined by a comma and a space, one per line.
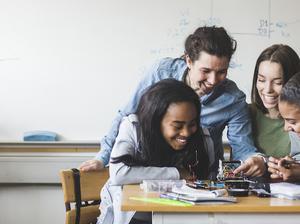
251, 44, 300, 113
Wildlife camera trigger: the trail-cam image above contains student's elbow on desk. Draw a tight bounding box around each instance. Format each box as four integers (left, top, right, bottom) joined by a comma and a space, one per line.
109, 165, 135, 185
110, 173, 128, 185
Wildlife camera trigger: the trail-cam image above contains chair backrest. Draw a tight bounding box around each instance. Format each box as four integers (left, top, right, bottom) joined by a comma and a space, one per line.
60, 168, 109, 224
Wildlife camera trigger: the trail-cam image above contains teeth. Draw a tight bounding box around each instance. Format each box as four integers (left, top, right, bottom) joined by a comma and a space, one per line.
263, 95, 278, 104
265, 96, 276, 100
263, 95, 277, 99
176, 138, 187, 143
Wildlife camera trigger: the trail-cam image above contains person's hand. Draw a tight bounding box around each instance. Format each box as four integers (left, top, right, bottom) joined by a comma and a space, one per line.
268, 156, 284, 180
268, 156, 300, 182
233, 156, 266, 177
79, 159, 104, 171
177, 167, 194, 181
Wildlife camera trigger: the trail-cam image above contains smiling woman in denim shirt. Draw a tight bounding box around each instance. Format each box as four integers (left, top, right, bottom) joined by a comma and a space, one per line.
80, 26, 266, 178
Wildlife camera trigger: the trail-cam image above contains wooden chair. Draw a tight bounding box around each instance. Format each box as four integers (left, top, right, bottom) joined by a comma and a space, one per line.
60, 168, 109, 224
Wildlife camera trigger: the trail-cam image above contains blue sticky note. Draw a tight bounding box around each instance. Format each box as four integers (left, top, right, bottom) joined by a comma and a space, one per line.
23, 131, 58, 141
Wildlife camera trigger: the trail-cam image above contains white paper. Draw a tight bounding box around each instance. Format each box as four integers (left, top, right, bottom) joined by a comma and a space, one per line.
270, 182, 300, 198
171, 185, 227, 198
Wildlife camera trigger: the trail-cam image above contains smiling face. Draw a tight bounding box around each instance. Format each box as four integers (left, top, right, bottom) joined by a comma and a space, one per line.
256, 60, 284, 115
186, 51, 229, 97
160, 101, 198, 151
279, 101, 300, 137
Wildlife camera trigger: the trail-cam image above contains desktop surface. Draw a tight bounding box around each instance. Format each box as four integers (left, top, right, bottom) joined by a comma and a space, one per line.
121, 184, 300, 213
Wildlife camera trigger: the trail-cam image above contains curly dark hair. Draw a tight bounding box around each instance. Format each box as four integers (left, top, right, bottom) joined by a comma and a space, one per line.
184, 26, 237, 62
280, 71, 300, 108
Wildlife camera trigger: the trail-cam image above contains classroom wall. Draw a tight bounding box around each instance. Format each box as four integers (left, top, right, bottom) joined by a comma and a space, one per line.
0, 0, 299, 141
0, 149, 94, 224
0, 184, 65, 224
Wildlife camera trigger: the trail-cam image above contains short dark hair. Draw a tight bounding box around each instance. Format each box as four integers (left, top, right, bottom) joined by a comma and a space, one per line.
280, 71, 300, 108
184, 26, 237, 62
251, 44, 300, 113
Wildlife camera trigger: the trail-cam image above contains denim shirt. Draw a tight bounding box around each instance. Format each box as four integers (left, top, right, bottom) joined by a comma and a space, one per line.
96, 57, 258, 167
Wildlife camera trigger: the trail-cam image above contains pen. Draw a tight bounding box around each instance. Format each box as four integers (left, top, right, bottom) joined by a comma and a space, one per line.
159, 193, 195, 205
281, 159, 300, 169
159, 193, 179, 201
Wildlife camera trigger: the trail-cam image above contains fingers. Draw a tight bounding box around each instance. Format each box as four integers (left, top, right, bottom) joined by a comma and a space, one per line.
268, 166, 279, 175
233, 157, 265, 177
268, 159, 282, 176
268, 158, 288, 179
283, 155, 293, 161
243, 167, 258, 177
267, 156, 300, 181
179, 168, 192, 180
267, 160, 278, 170
79, 160, 104, 171
270, 173, 283, 180
250, 156, 266, 177
79, 160, 93, 171
233, 163, 250, 175
268, 156, 279, 164
275, 170, 283, 177
247, 168, 263, 177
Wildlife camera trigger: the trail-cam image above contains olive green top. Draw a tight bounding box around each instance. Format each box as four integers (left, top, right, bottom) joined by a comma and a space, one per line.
250, 105, 290, 157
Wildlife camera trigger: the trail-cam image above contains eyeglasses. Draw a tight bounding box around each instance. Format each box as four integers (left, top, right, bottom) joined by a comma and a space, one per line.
188, 150, 199, 181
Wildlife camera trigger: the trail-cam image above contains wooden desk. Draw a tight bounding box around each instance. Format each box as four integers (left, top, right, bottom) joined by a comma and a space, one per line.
122, 185, 300, 224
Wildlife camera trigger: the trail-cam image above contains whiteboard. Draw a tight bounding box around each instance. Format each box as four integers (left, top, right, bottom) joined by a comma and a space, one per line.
0, 0, 299, 141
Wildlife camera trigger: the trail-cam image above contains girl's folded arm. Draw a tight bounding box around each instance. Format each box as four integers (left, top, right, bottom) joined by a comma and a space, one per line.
110, 161, 180, 185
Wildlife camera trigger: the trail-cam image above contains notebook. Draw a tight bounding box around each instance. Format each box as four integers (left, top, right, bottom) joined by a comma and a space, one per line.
160, 192, 237, 204
270, 182, 300, 199
159, 184, 237, 204
172, 185, 227, 198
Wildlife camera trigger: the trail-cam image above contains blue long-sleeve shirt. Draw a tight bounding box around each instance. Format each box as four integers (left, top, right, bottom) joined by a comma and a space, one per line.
96, 57, 258, 168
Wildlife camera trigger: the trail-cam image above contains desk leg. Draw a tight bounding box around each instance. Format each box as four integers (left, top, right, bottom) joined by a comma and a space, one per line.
152, 212, 300, 224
